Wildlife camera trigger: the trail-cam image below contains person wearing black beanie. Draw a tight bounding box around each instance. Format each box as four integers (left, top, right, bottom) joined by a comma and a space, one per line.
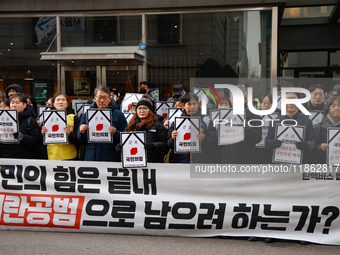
124, 95, 168, 163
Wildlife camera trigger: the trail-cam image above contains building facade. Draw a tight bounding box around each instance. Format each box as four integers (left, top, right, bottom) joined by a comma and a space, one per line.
0, 0, 339, 103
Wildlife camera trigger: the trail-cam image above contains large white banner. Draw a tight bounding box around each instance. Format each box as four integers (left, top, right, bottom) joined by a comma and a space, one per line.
0, 159, 339, 245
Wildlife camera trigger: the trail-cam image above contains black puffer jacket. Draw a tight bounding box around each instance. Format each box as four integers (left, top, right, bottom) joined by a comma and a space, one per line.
127, 117, 168, 163
0, 108, 40, 159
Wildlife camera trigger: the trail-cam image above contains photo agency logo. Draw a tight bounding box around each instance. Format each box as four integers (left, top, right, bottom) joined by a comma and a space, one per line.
198, 83, 312, 128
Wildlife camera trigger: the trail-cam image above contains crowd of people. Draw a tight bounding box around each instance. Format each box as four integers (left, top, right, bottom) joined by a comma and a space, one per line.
0, 82, 339, 166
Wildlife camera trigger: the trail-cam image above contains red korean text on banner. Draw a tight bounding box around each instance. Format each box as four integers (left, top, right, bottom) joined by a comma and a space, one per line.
0, 193, 85, 229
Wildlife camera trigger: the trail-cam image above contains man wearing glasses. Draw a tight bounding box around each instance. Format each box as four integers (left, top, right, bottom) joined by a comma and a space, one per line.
77, 86, 127, 161
303, 84, 326, 110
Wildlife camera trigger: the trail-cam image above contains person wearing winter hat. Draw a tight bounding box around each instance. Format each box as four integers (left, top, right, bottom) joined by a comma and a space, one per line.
124, 95, 168, 163
5, 84, 37, 119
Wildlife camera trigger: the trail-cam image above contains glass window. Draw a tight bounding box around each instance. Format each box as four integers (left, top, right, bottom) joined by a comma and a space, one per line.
283, 6, 334, 19
331, 51, 340, 66
61, 15, 142, 47
281, 51, 328, 68
146, 10, 272, 100
0, 17, 57, 101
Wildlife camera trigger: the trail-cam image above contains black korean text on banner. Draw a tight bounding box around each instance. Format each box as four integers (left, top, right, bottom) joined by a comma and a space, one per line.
87, 109, 113, 143
120, 93, 143, 113
327, 127, 340, 166
309, 110, 323, 128
76, 103, 92, 118
37, 105, 51, 123
156, 102, 173, 119
121, 131, 147, 168
43, 110, 68, 145
218, 108, 245, 145
256, 114, 279, 148
124, 113, 135, 124
0, 110, 19, 144
174, 116, 201, 153
168, 108, 185, 128
273, 124, 305, 164
210, 110, 219, 130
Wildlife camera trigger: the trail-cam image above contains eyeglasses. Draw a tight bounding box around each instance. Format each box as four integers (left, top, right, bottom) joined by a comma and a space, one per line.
55, 98, 67, 102
95, 96, 110, 101
312, 92, 324, 97
137, 107, 149, 112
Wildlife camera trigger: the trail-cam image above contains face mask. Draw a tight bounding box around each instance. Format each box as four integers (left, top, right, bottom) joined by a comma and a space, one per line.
139, 88, 147, 94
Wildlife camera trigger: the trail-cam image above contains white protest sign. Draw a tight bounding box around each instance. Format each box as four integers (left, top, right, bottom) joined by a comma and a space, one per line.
0, 110, 19, 144
218, 108, 245, 145
273, 124, 305, 164
38, 105, 51, 123
121, 131, 147, 168
174, 116, 201, 153
76, 103, 92, 118
43, 110, 68, 145
156, 102, 173, 119
309, 110, 323, 127
120, 93, 143, 113
124, 113, 135, 124
87, 109, 112, 143
168, 108, 185, 128
210, 110, 219, 129
327, 127, 340, 166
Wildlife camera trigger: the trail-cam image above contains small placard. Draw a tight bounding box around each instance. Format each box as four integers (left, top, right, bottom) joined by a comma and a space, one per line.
121, 131, 147, 168
0, 110, 19, 144
272, 124, 305, 164
174, 116, 201, 153
43, 110, 68, 145
87, 109, 112, 143
218, 108, 245, 145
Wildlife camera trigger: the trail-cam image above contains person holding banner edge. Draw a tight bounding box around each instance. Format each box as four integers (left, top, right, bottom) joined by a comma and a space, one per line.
124, 95, 168, 163
77, 86, 127, 162
313, 95, 340, 164
41, 93, 81, 160
0, 93, 40, 159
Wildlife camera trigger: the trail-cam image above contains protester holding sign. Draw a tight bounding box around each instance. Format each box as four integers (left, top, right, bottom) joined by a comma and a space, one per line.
313, 95, 340, 164
167, 93, 208, 163
41, 93, 80, 160
266, 92, 316, 164
0, 93, 40, 159
218, 85, 262, 164
125, 95, 167, 163
255, 94, 278, 164
77, 86, 127, 162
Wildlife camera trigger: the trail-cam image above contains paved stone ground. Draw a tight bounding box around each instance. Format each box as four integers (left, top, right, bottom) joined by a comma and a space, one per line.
0, 230, 339, 255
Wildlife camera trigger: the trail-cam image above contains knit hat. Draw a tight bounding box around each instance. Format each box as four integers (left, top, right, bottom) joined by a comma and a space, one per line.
136, 95, 153, 111
5, 84, 24, 99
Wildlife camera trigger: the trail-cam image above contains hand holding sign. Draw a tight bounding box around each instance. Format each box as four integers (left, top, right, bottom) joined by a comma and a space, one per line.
321, 143, 329, 151
109, 126, 117, 135
172, 130, 178, 140
80, 124, 89, 134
